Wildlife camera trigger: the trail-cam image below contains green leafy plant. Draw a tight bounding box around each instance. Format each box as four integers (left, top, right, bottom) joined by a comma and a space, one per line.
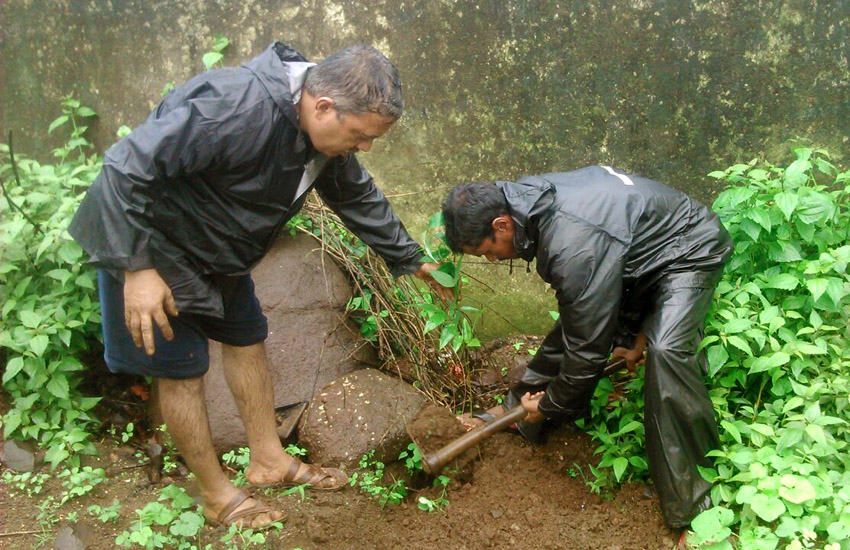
696, 146, 850, 549
284, 443, 308, 457
399, 442, 423, 474
350, 450, 408, 507
222, 446, 252, 487
202, 35, 230, 70
2, 470, 51, 496
418, 212, 482, 354
0, 97, 103, 467
88, 499, 122, 523
58, 465, 106, 505
418, 474, 451, 513
577, 146, 850, 548
116, 484, 205, 550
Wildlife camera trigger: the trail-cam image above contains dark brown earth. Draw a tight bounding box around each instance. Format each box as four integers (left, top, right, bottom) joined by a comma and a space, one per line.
0, 423, 677, 550
0, 341, 678, 550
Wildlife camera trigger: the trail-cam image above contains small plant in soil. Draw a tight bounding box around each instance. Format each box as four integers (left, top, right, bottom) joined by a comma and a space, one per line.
88, 498, 122, 523
418, 475, 451, 513
350, 450, 407, 507
221, 446, 251, 487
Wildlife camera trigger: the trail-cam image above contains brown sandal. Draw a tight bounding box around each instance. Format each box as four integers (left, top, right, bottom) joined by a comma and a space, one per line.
254, 460, 348, 491
207, 490, 285, 528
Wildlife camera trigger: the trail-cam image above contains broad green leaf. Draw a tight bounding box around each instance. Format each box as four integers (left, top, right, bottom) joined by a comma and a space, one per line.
612, 457, 628, 482
202, 51, 223, 70
778, 475, 816, 504
763, 273, 798, 290
423, 311, 447, 334
721, 420, 742, 444
47, 376, 70, 399
735, 485, 758, 504
19, 310, 42, 329
746, 208, 772, 232
75, 106, 96, 117
784, 159, 811, 186
428, 270, 456, 288
750, 494, 786, 522
706, 345, 729, 376
805, 424, 827, 447
169, 511, 204, 537
806, 278, 828, 301
723, 318, 752, 334
727, 335, 752, 355
2, 357, 25, 384
749, 352, 790, 374
29, 334, 49, 357
774, 191, 799, 221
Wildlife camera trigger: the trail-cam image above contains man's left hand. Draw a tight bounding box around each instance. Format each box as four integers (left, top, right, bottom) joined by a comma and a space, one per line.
413, 262, 457, 302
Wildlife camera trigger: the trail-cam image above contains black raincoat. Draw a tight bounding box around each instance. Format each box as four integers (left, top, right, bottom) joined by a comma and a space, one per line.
500, 166, 732, 528
69, 42, 423, 317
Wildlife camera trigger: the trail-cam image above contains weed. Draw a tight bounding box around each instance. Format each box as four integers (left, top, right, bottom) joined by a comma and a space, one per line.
88, 499, 121, 523
350, 450, 407, 507
221, 446, 251, 487
418, 475, 451, 513
202, 35, 230, 70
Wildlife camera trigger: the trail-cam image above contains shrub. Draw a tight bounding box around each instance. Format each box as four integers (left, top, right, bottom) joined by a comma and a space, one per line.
0, 97, 103, 466
582, 146, 850, 549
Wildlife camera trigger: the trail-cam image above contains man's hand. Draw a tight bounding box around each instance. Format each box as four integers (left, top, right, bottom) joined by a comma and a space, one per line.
611, 333, 647, 372
413, 262, 458, 302
123, 269, 178, 355
520, 391, 546, 423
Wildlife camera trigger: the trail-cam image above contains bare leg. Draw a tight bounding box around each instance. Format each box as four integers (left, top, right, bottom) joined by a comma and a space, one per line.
221, 342, 345, 488
157, 376, 283, 526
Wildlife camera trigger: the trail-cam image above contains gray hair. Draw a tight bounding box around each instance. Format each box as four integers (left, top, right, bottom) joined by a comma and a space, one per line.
304, 45, 403, 119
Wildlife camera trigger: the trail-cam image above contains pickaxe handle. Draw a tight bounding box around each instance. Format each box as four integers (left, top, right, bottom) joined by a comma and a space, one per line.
421, 357, 628, 474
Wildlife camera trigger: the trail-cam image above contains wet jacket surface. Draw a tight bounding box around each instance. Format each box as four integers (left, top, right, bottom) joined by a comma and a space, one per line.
69, 42, 423, 317
498, 166, 732, 420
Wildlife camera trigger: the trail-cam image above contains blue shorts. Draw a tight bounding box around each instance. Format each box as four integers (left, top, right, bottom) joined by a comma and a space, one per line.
97, 270, 268, 379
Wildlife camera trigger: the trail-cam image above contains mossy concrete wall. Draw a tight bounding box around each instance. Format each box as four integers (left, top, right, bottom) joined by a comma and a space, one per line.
2, 0, 848, 337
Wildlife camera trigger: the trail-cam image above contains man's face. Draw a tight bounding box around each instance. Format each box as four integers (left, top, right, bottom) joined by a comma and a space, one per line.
460, 215, 519, 262
302, 97, 396, 157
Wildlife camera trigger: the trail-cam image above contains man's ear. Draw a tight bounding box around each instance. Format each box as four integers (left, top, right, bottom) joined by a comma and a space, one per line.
314, 96, 336, 118
492, 214, 513, 233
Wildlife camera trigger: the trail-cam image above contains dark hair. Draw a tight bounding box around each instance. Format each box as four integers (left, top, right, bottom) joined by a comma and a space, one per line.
442, 182, 509, 252
304, 45, 403, 118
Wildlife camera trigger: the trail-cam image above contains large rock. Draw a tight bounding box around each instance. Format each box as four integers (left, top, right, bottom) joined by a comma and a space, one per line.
298, 369, 426, 468
204, 233, 377, 452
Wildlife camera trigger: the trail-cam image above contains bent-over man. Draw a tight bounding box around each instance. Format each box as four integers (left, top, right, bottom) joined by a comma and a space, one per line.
442, 166, 732, 531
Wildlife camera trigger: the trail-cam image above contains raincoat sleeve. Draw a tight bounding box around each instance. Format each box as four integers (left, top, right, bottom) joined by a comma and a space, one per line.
69, 99, 266, 271
537, 216, 626, 421
314, 155, 424, 277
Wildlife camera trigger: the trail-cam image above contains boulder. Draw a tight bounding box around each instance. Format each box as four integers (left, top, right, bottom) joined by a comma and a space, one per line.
0, 439, 39, 472
203, 233, 377, 452
298, 369, 426, 468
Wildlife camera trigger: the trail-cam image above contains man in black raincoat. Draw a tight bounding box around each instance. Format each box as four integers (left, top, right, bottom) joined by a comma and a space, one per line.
441, 166, 732, 530
69, 42, 447, 528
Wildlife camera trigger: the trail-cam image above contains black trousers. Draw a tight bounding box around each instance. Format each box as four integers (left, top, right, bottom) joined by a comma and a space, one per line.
508, 270, 722, 528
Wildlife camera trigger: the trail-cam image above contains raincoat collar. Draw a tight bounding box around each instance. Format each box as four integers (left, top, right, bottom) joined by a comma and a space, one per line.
242, 42, 314, 150
496, 178, 555, 262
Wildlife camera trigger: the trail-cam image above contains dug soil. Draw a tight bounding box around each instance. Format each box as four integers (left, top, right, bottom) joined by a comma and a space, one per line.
0, 339, 678, 549
0, 423, 678, 550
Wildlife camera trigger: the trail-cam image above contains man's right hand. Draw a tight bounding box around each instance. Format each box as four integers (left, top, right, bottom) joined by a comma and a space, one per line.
123, 269, 178, 355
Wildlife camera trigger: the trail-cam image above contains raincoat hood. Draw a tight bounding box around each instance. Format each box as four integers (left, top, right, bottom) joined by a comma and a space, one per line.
496, 178, 555, 262
242, 42, 313, 133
